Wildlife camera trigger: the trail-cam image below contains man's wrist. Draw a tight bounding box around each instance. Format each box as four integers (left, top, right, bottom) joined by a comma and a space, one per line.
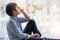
21, 9, 24, 12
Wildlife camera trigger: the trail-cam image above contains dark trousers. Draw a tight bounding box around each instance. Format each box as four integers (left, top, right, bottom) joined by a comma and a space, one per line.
23, 19, 42, 40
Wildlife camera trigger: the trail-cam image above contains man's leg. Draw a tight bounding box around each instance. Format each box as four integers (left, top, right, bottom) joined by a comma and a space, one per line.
23, 19, 42, 36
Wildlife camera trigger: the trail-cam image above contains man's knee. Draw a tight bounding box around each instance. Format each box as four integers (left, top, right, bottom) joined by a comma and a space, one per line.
29, 19, 35, 23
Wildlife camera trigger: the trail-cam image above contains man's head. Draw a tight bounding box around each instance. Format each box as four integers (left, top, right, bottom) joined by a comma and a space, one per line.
6, 2, 20, 16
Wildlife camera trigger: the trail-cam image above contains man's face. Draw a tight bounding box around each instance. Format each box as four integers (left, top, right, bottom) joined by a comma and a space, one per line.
13, 6, 20, 16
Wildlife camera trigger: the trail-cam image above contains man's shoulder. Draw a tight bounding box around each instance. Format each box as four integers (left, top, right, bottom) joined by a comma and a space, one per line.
7, 20, 14, 27
8, 20, 13, 24
6, 20, 16, 29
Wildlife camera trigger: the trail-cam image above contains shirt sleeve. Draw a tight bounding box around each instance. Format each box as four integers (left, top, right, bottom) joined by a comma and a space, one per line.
18, 17, 30, 23
7, 20, 30, 39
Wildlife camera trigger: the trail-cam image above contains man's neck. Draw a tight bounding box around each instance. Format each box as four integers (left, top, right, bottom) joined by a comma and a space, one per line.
14, 14, 18, 17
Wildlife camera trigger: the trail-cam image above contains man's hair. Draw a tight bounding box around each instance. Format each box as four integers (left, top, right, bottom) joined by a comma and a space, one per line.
6, 2, 17, 16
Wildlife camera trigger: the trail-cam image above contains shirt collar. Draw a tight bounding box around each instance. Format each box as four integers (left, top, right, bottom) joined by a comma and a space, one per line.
10, 16, 18, 21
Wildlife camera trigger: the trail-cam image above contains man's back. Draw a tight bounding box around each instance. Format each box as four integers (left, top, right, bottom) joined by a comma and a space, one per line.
6, 20, 20, 40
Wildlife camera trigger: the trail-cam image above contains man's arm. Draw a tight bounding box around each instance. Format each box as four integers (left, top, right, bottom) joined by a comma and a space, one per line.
18, 6, 30, 19
17, 6, 30, 23
21, 10, 30, 19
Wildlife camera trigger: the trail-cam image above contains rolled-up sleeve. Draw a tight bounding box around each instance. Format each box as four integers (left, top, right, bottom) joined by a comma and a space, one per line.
7, 21, 30, 39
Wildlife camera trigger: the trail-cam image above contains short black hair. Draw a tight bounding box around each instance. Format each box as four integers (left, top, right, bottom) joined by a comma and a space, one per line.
6, 2, 17, 16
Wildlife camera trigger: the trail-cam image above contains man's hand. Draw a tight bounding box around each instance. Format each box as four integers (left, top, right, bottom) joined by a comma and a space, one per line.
30, 33, 40, 38
17, 6, 30, 19
17, 6, 23, 12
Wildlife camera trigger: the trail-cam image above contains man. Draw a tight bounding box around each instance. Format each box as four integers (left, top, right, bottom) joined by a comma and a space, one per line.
6, 2, 42, 40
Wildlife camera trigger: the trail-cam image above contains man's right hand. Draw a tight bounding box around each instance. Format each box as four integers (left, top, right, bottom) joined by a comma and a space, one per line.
30, 33, 40, 38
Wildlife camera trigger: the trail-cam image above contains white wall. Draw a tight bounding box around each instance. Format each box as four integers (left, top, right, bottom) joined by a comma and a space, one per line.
28, 0, 60, 39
